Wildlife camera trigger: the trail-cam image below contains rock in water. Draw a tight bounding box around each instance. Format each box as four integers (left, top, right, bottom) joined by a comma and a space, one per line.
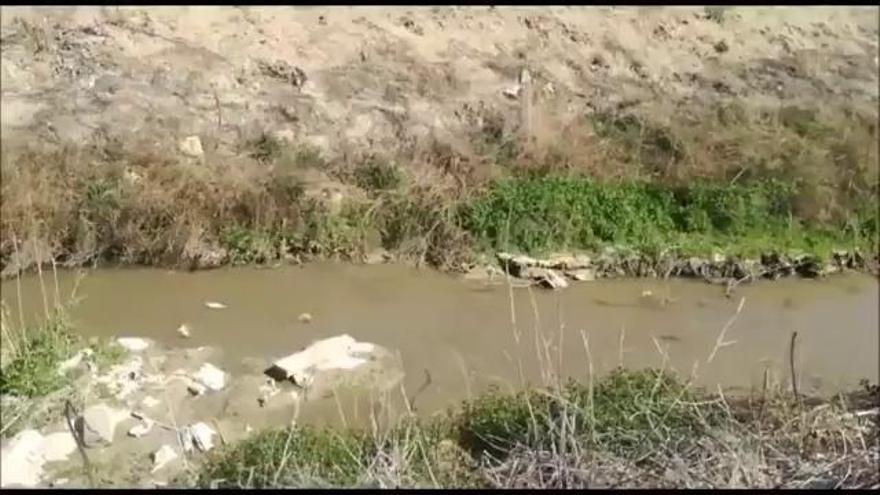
204, 301, 227, 309
298, 313, 312, 324
193, 363, 227, 391
264, 334, 377, 386
115, 337, 150, 352
176, 324, 191, 338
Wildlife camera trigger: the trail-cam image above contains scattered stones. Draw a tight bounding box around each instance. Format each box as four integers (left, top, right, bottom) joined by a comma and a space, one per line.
190, 422, 217, 453
264, 334, 378, 386
151, 445, 178, 473
193, 363, 227, 392
115, 337, 150, 352
80, 403, 129, 447
178, 136, 204, 158
204, 301, 227, 309
177, 324, 191, 339
257, 59, 307, 88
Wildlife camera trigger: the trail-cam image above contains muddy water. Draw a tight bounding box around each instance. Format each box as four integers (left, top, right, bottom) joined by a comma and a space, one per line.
2, 264, 878, 424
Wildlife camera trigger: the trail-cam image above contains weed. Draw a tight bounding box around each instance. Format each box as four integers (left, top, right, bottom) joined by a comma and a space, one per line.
0, 310, 78, 397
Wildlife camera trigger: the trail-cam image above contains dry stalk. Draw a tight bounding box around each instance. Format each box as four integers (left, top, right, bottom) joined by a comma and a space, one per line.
706, 297, 745, 364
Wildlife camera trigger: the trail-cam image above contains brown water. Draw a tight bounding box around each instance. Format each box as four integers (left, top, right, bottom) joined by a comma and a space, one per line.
2, 264, 878, 419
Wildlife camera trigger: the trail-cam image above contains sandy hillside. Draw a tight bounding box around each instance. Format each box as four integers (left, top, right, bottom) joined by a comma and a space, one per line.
1, 6, 877, 164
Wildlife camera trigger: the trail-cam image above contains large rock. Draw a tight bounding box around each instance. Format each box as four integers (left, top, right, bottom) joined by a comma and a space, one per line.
79, 403, 129, 447
0, 430, 77, 487
1, 430, 46, 487
264, 335, 379, 387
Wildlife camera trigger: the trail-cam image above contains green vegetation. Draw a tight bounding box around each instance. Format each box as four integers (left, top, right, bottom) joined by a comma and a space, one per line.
197, 369, 879, 489
462, 177, 877, 259
0, 310, 79, 397
1, 101, 877, 275
0, 296, 127, 438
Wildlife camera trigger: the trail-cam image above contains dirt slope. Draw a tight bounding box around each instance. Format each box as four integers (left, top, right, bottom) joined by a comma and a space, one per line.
2, 6, 877, 163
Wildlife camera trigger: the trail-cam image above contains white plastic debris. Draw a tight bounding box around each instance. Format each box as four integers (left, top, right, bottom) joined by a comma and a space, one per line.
115, 337, 150, 352
151, 445, 178, 473
193, 363, 226, 391
264, 335, 378, 386
204, 301, 227, 309
128, 418, 154, 438
177, 324, 191, 338
57, 349, 90, 375
190, 422, 217, 453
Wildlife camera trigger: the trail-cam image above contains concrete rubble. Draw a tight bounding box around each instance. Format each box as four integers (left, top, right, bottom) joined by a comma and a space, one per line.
264, 334, 378, 386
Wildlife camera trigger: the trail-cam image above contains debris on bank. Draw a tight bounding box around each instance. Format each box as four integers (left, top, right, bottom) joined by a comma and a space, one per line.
492, 248, 868, 290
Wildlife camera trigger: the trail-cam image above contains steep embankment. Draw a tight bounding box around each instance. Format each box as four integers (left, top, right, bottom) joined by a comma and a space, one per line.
1, 6, 878, 277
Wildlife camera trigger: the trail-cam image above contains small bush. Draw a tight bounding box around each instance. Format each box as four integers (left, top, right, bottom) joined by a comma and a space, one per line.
199, 426, 374, 488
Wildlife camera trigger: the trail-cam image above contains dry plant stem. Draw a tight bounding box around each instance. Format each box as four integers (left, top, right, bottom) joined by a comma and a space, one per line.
789, 331, 801, 407
706, 297, 746, 364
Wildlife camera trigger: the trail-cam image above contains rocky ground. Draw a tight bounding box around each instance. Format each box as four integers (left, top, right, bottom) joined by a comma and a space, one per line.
0, 333, 402, 488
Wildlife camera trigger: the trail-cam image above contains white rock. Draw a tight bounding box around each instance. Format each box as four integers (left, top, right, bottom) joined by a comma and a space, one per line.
0, 430, 45, 487
204, 301, 227, 309
178, 427, 195, 453
177, 324, 191, 338
190, 422, 217, 452
179, 136, 204, 158
193, 363, 226, 391
298, 313, 312, 324
127, 418, 154, 438
264, 335, 378, 386
40, 432, 77, 462
141, 396, 160, 409
115, 337, 150, 352
81, 403, 129, 446
151, 445, 178, 473
566, 269, 596, 282
503, 85, 521, 99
